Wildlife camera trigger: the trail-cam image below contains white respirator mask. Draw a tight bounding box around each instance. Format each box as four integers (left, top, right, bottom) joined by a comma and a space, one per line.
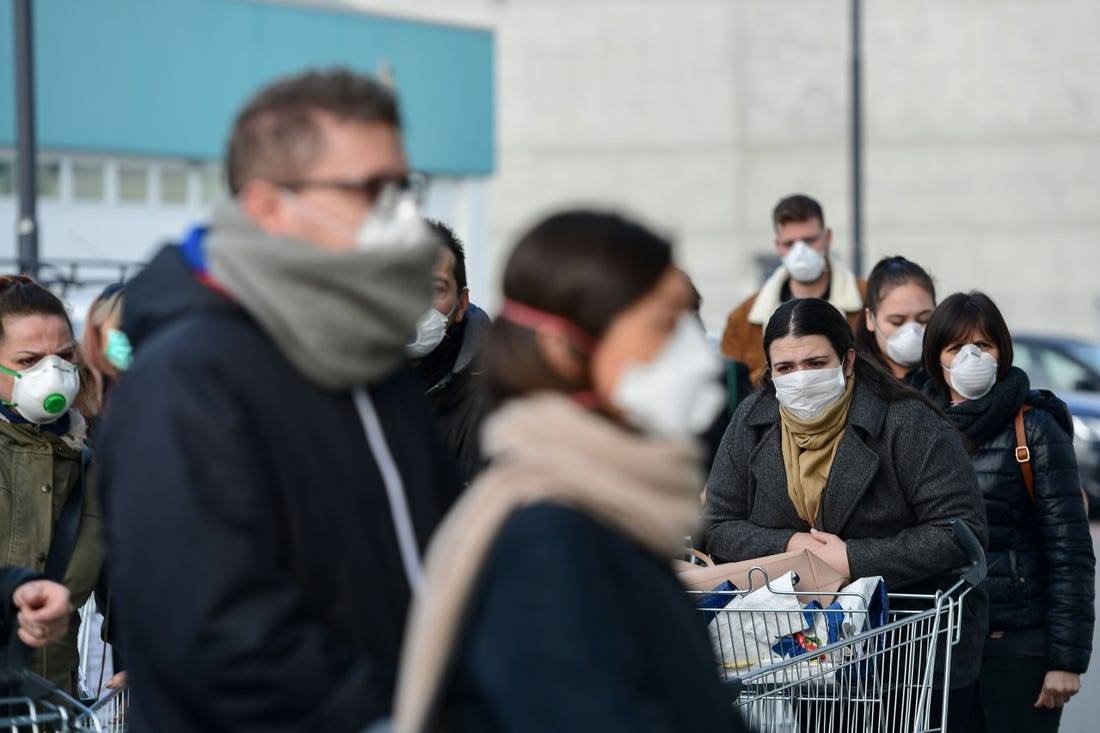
0, 355, 81, 424
944, 344, 998, 400
611, 314, 726, 440
782, 240, 827, 283
882, 321, 925, 368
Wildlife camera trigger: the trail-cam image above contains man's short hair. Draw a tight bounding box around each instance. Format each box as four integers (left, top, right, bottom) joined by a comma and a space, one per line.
772, 194, 825, 231
428, 220, 467, 292
226, 68, 400, 195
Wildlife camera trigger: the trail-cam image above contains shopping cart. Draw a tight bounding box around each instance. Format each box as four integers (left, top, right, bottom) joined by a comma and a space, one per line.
0, 629, 128, 731
690, 518, 986, 733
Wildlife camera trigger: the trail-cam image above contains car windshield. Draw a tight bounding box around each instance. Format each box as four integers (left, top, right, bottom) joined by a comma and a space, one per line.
1066, 342, 1100, 375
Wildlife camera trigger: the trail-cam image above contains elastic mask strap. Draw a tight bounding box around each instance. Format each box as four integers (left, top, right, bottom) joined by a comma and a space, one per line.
0, 365, 19, 406
499, 300, 597, 355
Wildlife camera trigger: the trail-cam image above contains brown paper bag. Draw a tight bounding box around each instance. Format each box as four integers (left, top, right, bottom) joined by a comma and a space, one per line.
677, 549, 848, 606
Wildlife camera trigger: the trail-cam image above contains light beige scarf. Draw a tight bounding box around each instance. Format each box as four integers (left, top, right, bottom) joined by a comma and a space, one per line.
392, 393, 703, 732
779, 376, 855, 524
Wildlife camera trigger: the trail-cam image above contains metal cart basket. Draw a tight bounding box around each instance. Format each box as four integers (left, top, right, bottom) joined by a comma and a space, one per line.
690, 519, 986, 733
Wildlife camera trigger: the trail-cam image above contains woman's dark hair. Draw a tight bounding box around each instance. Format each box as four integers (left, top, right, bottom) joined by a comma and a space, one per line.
485, 210, 672, 403
0, 275, 74, 343
923, 291, 1013, 399
855, 256, 936, 368
762, 297, 943, 411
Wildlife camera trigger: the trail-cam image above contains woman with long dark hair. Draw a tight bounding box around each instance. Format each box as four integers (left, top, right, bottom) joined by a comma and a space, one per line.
392, 211, 741, 732
924, 291, 1094, 732
704, 297, 988, 728
855, 256, 936, 388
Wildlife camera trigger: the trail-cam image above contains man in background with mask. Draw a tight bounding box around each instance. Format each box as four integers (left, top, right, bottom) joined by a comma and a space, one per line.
408, 220, 490, 484
99, 69, 461, 731
720, 194, 866, 403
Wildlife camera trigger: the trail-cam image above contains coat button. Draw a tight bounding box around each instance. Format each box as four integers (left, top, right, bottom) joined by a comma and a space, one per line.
36, 552, 46, 563
40, 484, 51, 493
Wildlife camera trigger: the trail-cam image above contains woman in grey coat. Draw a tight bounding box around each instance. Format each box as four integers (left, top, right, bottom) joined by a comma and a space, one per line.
703, 297, 988, 730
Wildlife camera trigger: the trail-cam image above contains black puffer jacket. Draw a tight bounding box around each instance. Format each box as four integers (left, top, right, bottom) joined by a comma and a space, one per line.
940, 367, 1094, 673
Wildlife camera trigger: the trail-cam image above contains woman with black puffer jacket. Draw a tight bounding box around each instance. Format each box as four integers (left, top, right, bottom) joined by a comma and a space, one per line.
924, 291, 1095, 733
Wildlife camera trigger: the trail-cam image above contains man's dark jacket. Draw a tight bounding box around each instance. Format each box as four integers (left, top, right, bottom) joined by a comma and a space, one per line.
99, 246, 460, 731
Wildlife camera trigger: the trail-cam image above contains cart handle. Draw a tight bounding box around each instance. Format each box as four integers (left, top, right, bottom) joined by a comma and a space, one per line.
950, 517, 986, 587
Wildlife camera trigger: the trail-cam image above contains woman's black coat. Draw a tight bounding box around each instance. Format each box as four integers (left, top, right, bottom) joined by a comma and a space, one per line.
941, 368, 1094, 674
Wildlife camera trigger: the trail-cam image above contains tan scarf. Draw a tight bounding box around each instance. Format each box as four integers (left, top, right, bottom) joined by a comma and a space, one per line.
779, 376, 855, 524
392, 393, 703, 732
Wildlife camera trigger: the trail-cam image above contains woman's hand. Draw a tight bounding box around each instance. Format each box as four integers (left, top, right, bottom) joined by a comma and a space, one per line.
808, 529, 851, 577
12, 579, 71, 647
786, 532, 821, 553
106, 671, 128, 690
1035, 670, 1081, 709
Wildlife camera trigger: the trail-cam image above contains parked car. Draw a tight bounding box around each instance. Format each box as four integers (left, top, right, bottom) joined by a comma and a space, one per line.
1015, 334, 1100, 512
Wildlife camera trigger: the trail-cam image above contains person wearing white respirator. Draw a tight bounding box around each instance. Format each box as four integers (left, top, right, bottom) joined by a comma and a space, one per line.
721, 194, 866, 405
407, 221, 491, 484
97, 70, 461, 731
924, 292, 1094, 732
392, 211, 743, 733
0, 275, 103, 695
856, 256, 937, 389
705, 297, 989, 730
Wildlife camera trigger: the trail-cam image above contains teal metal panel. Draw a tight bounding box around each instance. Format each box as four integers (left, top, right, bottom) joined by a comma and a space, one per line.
0, 0, 494, 175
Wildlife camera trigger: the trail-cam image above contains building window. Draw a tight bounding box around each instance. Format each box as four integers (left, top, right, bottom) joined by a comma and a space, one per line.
200, 164, 225, 204
73, 160, 105, 201
0, 158, 13, 196
37, 161, 61, 199
160, 166, 188, 205
118, 164, 148, 203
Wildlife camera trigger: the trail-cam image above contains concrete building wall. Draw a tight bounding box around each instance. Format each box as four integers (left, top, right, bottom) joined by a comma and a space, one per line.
353, 0, 1100, 340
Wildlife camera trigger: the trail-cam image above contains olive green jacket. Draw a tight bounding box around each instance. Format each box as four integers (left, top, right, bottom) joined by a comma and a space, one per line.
0, 411, 104, 693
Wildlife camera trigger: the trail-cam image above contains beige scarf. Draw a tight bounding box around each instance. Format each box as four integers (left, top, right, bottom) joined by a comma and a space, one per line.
392, 393, 703, 732
779, 376, 855, 524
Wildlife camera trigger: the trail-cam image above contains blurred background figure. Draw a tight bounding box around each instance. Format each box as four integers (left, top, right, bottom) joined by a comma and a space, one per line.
76, 282, 128, 443
409, 221, 491, 484
720, 195, 866, 408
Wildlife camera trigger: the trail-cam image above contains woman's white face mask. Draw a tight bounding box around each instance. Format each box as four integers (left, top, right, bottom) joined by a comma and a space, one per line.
877, 320, 925, 368
773, 366, 847, 420
943, 344, 998, 400
611, 314, 725, 440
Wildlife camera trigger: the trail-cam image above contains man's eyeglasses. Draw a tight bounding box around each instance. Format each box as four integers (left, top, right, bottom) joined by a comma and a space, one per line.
279, 171, 427, 206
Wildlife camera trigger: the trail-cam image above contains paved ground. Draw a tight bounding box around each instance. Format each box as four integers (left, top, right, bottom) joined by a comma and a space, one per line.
1059, 520, 1100, 732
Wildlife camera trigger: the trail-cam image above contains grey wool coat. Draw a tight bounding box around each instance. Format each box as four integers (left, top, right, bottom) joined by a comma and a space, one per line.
703, 377, 990, 686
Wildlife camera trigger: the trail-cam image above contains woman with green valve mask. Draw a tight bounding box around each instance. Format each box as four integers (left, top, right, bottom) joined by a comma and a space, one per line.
0, 275, 103, 695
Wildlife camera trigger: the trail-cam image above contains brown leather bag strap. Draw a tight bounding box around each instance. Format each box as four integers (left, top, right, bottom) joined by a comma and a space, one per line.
1015, 405, 1034, 501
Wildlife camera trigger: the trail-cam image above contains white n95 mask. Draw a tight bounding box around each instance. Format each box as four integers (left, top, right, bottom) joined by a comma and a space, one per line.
611, 314, 725, 440
883, 321, 925, 368
406, 305, 454, 358
0, 355, 81, 424
944, 344, 998, 400
782, 241, 827, 283
773, 366, 846, 420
